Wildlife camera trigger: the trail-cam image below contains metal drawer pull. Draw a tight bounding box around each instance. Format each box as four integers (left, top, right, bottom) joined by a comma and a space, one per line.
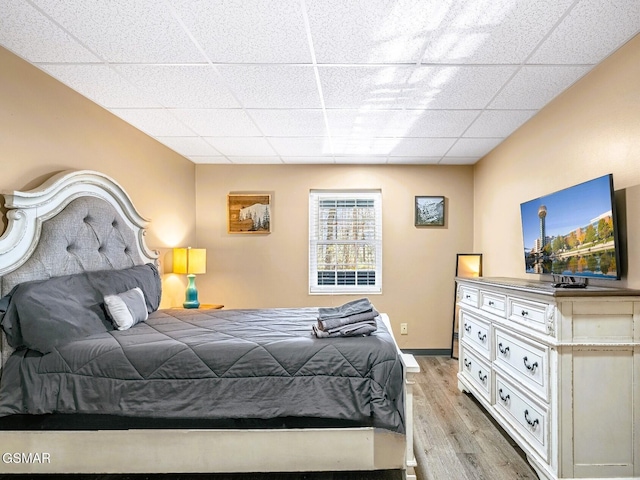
524, 409, 539, 429
465, 294, 471, 299
498, 343, 510, 355
521, 309, 529, 317
464, 324, 471, 333
523, 356, 538, 372
478, 371, 487, 383
477, 331, 487, 342
498, 388, 510, 403
464, 359, 472, 369
488, 300, 495, 306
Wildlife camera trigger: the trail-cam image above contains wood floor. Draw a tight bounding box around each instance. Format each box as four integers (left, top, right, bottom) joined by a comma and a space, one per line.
2, 356, 538, 480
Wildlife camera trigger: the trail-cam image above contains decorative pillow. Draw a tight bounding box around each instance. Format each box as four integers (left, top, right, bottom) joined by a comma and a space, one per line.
104, 287, 148, 331
0, 263, 161, 354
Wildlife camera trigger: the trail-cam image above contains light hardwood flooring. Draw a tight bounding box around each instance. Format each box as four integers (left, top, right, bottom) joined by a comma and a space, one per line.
2, 356, 538, 480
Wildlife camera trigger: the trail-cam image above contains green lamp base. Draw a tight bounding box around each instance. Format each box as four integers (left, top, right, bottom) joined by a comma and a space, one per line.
183, 274, 200, 309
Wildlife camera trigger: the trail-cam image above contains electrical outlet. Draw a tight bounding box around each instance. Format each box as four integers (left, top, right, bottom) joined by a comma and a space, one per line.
400, 323, 408, 335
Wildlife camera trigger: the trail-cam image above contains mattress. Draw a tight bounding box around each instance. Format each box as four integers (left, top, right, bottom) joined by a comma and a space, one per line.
0, 307, 405, 433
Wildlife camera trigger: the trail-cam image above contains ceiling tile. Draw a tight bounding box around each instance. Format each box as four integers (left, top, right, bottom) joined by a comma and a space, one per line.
38, 64, 160, 108
248, 109, 327, 137
281, 156, 336, 164
203, 137, 276, 157
318, 66, 415, 109
438, 157, 478, 165
110, 109, 195, 137
114, 65, 239, 108
406, 65, 517, 109
155, 136, 221, 156
269, 137, 334, 157
529, 0, 640, 64
0, 0, 100, 63
172, 0, 311, 63
326, 109, 480, 138
446, 138, 503, 157
420, 0, 574, 64
334, 156, 388, 164
188, 156, 231, 164
463, 110, 536, 138
489, 65, 591, 109
34, 0, 205, 63
218, 65, 322, 108
390, 138, 457, 157
227, 157, 284, 164
172, 109, 262, 136
332, 137, 400, 156
387, 157, 442, 164
306, 0, 430, 63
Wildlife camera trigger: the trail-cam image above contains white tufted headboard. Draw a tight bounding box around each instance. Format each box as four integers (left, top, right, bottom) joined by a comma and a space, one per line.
0, 170, 158, 370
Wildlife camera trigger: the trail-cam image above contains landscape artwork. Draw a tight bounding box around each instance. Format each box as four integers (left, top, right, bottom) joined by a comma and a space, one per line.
415, 196, 445, 227
227, 194, 271, 234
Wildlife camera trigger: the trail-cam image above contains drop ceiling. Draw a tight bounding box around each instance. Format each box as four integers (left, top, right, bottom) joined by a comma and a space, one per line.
1, 0, 639, 165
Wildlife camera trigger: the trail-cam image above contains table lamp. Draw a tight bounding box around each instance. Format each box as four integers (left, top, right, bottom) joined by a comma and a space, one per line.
173, 247, 207, 309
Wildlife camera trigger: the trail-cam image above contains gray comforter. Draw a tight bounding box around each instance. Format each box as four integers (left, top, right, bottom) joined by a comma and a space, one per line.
0, 308, 405, 433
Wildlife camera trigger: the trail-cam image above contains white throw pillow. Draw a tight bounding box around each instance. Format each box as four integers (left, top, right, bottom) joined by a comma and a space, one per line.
104, 287, 148, 331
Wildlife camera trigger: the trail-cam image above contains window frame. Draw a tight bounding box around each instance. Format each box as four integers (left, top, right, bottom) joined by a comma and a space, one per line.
308, 189, 382, 295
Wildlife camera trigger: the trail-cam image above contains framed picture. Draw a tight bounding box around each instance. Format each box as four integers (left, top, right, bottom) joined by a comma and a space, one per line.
415, 196, 445, 227
227, 194, 271, 234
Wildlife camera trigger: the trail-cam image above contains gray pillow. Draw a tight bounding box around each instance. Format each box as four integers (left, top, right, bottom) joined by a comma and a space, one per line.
104, 287, 148, 330
0, 263, 160, 353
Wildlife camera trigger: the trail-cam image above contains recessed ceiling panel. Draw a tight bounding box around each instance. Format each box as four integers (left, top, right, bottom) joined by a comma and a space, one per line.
39, 64, 161, 108
173, 0, 311, 63
203, 137, 276, 157
447, 138, 503, 157
463, 110, 537, 138
529, 0, 640, 64
390, 138, 457, 157
110, 109, 195, 137
114, 65, 240, 108
420, 0, 575, 64
0, 0, 100, 63
156, 136, 221, 156
306, 0, 430, 63
269, 137, 334, 157
248, 109, 327, 137
34, 0, 205, 63
218, 65, 322, 108
489, 65, 591, 109
172, 109, 262, 137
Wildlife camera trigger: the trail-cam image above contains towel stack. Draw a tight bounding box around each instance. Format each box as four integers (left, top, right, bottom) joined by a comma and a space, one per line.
312, 298, 378, 338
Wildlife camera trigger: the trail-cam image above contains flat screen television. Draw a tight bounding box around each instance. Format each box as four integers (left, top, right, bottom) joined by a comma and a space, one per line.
520, 174, 620, 283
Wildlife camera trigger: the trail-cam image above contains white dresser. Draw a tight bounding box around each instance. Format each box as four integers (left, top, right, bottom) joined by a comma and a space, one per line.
456, 277, 639, 480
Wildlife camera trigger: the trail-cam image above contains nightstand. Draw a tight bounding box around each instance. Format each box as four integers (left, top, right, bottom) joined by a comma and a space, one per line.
171, 304, 224, 310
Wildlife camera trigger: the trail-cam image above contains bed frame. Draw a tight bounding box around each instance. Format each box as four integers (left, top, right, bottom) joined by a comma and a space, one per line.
0, 170, 419, 477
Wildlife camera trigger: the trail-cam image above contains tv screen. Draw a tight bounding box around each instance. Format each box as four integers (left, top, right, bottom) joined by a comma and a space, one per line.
520, 174, 620, 280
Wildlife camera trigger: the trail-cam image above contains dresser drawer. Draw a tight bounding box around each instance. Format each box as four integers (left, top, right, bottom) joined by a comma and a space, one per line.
508, 297, 552, 334
458, 285, 479, 308
494, 328, 549, 401
495, 375, 549, 462
460, 345, 492, 402
460, 311, 491, 359
479, 290, 507, 318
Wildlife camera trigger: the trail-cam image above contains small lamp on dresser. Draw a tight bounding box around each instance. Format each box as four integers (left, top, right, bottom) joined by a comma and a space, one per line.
173, 247, 207, 309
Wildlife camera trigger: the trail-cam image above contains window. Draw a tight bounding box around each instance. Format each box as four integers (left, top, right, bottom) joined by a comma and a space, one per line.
309, 190, 382, 294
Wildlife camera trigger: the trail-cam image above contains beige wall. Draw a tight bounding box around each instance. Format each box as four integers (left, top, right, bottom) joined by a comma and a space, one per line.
474, 34, 640, 288
0, 47, 196, 307
194, 164, 474, 349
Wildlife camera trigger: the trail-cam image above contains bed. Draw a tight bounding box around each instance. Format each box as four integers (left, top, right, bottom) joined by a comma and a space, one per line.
0, 170, 419, 477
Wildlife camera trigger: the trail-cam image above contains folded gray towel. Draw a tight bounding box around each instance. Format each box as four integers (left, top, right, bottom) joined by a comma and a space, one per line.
312, 320, 377, 338
317, 308, 379, 331
318, 298, 373, 320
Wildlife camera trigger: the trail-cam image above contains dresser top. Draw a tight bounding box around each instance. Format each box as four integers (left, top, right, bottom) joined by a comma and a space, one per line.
456, 276, 640, 297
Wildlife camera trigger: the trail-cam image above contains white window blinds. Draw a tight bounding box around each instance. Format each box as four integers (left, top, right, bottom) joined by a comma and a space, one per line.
309, 190, 382, 294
